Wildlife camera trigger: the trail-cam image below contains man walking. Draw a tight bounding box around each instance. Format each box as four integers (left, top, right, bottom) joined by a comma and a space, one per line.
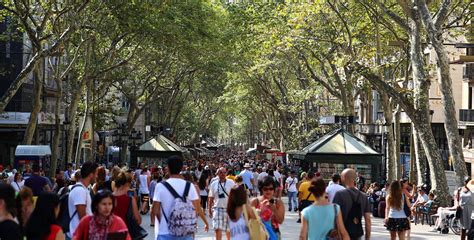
285, 170, 298, 212
68, 161, 98, 239
153, 155, 209, 240
209, 167, 235, 240
333, 168, 371, 240
326, 173, 345, 203
24, 163, 51, 196
239, 163, 255, 196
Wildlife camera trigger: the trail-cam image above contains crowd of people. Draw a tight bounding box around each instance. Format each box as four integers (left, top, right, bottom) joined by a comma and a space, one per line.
0, 149, 471, 240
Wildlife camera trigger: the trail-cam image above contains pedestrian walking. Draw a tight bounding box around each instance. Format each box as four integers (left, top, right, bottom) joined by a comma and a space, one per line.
0, 183, 21, 240
10, 172, 24, 193
24, 164, 51, 196
251, 176, 285, 239
239, 163, 255, 196
460, 176, 474, 240
326, 173, 345, 203
333, 168, 371, 240
384, 180, 411, 240
198, 172, 210, 213
25, 192, 64, 240
299, 178, 349, 240
138, 167, 151, 214
73, 190, 131, 240
227, 184, 256, 240
297, 172, 316, 223
209, 167, 236, 240
285, 170, 298, 212
67, 161, 98, 239
112, 171, 141, 228
152, 155, 209, 240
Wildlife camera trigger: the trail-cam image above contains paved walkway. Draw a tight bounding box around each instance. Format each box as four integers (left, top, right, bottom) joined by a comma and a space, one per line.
142, 197, 459, 240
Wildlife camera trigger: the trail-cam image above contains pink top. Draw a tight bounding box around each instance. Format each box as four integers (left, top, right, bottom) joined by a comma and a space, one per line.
73, 214, 131, 240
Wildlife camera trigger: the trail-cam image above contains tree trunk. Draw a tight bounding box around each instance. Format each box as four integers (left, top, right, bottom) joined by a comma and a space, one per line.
417, 0, 467, 188
381, 92, 397, 182
23, 64, 43, 144
50, 82, 62, 177
413, 128, 427, 186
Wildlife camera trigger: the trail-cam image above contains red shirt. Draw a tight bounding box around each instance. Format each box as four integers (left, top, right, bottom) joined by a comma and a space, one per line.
45, 224, 62, 240
113, 194, 130, 223
73, 214, 131, 240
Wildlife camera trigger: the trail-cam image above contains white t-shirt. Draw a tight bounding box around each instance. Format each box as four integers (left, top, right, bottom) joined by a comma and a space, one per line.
68, 182, 92, 237
209, 179, 236, 208
285, 177, 298, 192
139, 174, 149, 194
326, 183, 345, 203
239, 170, 254, 190
258, 172, 268, 181
153, 178, 199, 236
10, 180, 24, 192
274, 171, 282, 186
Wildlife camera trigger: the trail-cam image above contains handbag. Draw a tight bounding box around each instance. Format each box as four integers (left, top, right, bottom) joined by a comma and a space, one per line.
327, 204, 341, 240
126, 196, 148, 240
243, 204, 269, 240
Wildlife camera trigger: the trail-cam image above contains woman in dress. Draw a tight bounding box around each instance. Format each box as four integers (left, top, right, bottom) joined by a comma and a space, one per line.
460, 176, 474, 240
385, 180, 411, 240
25, 192, 64, 240
227, 184, 256, 240
299, 178, 349, 240
112, 171, 141, 226
73, 190, 131, 240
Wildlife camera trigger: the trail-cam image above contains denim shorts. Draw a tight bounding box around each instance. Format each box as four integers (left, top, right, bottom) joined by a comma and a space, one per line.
157, 234, 193, 240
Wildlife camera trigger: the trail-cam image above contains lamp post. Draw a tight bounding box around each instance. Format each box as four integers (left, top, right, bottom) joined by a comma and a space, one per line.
63, 120, 71, 167
128, 128, 142, 167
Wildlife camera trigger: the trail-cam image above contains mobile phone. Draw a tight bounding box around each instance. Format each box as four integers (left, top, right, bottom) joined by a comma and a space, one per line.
269, 198, 275, 204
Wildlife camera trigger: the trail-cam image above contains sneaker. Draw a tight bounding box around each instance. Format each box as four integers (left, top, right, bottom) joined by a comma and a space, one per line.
288, 208, 292, 211
294, 209, 298, 212
428, 228, 438, 232
297, 219, 301, 223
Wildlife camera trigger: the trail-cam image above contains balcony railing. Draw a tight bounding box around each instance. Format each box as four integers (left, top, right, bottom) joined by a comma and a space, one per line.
460, 109, 474, 122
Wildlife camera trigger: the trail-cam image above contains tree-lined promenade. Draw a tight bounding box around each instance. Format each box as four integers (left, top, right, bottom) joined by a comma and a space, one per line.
0, 1, 473, 206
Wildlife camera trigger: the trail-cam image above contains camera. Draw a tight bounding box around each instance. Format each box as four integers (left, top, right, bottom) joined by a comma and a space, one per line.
218, 193, 226, 199
269, 198, 275, 204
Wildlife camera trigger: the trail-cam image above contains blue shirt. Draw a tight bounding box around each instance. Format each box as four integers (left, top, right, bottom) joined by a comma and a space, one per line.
239, 170, 254, 190
302, 204, 340, 240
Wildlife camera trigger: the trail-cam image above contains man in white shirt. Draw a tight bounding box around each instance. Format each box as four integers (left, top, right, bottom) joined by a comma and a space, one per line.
285, 170, 298, 212
68, 161, 98, 238
239, 163, 255, 195
258, 167, 268, 182
326, 173, 345, 203
209, 167, 235, 240
153, 156, 209, 240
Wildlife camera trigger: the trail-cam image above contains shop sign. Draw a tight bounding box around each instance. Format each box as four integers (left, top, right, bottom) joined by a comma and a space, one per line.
37, 112, 65, 125
0, 112, 30, 125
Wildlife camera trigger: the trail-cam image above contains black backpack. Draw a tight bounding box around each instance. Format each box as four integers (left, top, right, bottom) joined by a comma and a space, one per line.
344, 190, 364, 239
58, 184, 85, 232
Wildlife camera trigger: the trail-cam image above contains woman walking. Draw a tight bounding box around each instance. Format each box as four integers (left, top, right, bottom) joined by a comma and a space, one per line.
138, 168, 150, 214
385, 180, 411, 240
460, 176, 474, 240
299, 178, 349, 240
25, 192, 64, 240
198, 172, 210, 213
250, 176, 285, 239
227, 184, 256, 240
112, 171, 141, 226
73, 190, 131, 240
10, 172, 23, 193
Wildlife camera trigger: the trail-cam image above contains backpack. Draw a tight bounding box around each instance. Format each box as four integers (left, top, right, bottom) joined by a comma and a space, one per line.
160, 181, 197, 237
344, 189, 364, 239
58, 184, 85, 233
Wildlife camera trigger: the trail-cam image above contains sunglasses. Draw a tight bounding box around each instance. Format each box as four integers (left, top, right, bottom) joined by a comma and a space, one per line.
262, 187, 274, 191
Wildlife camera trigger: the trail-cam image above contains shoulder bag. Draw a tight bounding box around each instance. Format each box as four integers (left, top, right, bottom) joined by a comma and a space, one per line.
328, 204, 341, 240
126, 196, 148, 240
243, 204, 269, 240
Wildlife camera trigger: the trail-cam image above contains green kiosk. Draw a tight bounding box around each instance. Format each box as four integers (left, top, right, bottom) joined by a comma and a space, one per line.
292, 128, 383, 183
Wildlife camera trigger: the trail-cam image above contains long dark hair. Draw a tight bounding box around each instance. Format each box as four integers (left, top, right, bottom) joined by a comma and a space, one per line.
227, 184, 248, 221
198, 172, 209, 190
388, 180, 403, 210
25, 192, 60, 240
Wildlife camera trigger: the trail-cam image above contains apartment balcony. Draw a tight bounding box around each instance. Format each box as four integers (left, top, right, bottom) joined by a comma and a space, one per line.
459, 109, 474, 127
464, 63, 474, 83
